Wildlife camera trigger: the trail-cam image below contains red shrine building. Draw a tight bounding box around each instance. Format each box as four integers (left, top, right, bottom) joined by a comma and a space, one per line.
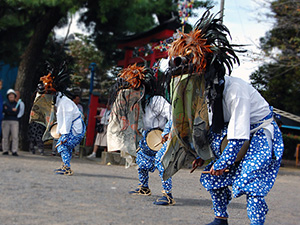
117, 17, 180, 68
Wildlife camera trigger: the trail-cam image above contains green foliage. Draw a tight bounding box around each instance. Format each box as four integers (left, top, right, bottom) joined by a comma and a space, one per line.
250, 0, 300, 115
67, 33, 104, 90
282, 133, 300, 160
0, 0, 213, 85
0, 0, 83, 65
4, 0, 79, 9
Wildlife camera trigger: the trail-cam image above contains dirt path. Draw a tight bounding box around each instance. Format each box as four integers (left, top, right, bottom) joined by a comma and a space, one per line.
1, 152, 299, 225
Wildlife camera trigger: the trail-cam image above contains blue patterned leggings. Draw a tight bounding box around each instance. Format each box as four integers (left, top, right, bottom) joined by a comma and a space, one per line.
60, 149, 73, 167
57, 133, 84, 167
137, 140, 172, 193
210, 187, 268, 225
57, 117, 85, 167
138, 164, 172, 193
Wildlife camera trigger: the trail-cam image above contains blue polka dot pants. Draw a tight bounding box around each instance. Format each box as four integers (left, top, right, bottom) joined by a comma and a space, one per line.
56, 118, 85, 168
136, 129, 172, 193
60, 149, 72, 167
137, 165, 172, 193
156, 142, 172, 193
137, 143, 172, 193
209, 187, 232, 218
210, 188, 268, 224
247, 195, 268, 225
138, 167, 150, 187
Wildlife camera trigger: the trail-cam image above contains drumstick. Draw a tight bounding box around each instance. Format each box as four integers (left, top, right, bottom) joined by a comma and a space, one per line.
190, 166, 230, 174
202, 169, 230, 174
190, 165, 198, 173
153, 141, 162, 147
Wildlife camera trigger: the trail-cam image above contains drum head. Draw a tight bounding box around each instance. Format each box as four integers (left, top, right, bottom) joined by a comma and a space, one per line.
146, 129, 163, 151
50, 123, 61, 139
221, 136, 249, 162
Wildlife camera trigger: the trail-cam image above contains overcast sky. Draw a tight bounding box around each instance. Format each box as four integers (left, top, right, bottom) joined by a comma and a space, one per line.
188, 0, 274, 82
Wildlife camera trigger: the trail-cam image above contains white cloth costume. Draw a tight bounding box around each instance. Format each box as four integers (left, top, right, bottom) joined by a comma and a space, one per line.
55, 93, 83, 135
222, 76, 273, 140
143, 95, 171, 131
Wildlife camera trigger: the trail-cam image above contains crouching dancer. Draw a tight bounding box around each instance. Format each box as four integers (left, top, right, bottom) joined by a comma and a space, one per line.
164, 10, 284, 225
197, 76, 284, 225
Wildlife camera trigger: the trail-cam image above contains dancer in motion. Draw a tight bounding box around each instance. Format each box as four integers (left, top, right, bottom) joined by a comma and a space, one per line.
108, 64, 175, 205
163, 10, 284, 224
30, 62, 86, 175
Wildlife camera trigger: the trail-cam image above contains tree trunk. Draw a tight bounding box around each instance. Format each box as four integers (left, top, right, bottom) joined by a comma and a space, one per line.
15, 7, 65, 151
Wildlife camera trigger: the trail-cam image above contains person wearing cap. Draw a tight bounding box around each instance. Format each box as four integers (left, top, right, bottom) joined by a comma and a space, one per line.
2, 89, 20, 156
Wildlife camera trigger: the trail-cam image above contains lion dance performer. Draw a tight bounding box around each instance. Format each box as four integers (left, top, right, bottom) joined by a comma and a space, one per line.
162, 10, 284, 225
30, 62, 86, 175
107, 64, 175, 205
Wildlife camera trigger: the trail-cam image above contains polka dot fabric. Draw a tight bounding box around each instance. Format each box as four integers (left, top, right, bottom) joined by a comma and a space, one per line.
247, 196, 268, 225
200, 113, 284, 224
201, 116, 283, 197
57, 117, 86, 167
136, 120, 173, 192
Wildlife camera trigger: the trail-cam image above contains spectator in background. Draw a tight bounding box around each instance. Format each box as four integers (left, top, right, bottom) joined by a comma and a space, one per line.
0, 80, 3, 151
72, 95, 83, 115
72, 95, 84, 157
2, 89, 19, 156
87, 105, 111, 158
15, 90, 25, 119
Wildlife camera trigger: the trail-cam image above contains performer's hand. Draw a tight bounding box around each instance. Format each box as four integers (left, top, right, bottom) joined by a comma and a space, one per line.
12, 108, 17, 112
190, 158, 204, 173
209, 167, 227, 176
192, 158, 204, 168
161, 134, 169, 144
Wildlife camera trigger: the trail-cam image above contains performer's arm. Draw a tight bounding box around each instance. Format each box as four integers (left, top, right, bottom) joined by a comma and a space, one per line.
212, 139, 246, 172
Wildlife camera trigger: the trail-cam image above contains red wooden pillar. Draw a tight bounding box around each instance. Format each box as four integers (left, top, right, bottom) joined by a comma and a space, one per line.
85, 94, 99, 146
124, 49, 133, 68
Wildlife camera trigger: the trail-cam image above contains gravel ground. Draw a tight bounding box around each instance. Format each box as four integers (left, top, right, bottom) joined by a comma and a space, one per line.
1, 151, 299, 225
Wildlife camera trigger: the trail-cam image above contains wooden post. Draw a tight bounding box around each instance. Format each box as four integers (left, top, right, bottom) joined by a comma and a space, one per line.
85, 94, 99, 146
296, 144, 300, 167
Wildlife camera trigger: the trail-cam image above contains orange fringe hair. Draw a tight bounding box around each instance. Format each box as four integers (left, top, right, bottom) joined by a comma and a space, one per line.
40, 73, 56, 92
168, 30, 213, 73
119, 63, 145, 89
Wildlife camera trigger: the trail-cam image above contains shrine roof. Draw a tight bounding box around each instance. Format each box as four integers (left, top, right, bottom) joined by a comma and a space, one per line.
117, 17, 180, 48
